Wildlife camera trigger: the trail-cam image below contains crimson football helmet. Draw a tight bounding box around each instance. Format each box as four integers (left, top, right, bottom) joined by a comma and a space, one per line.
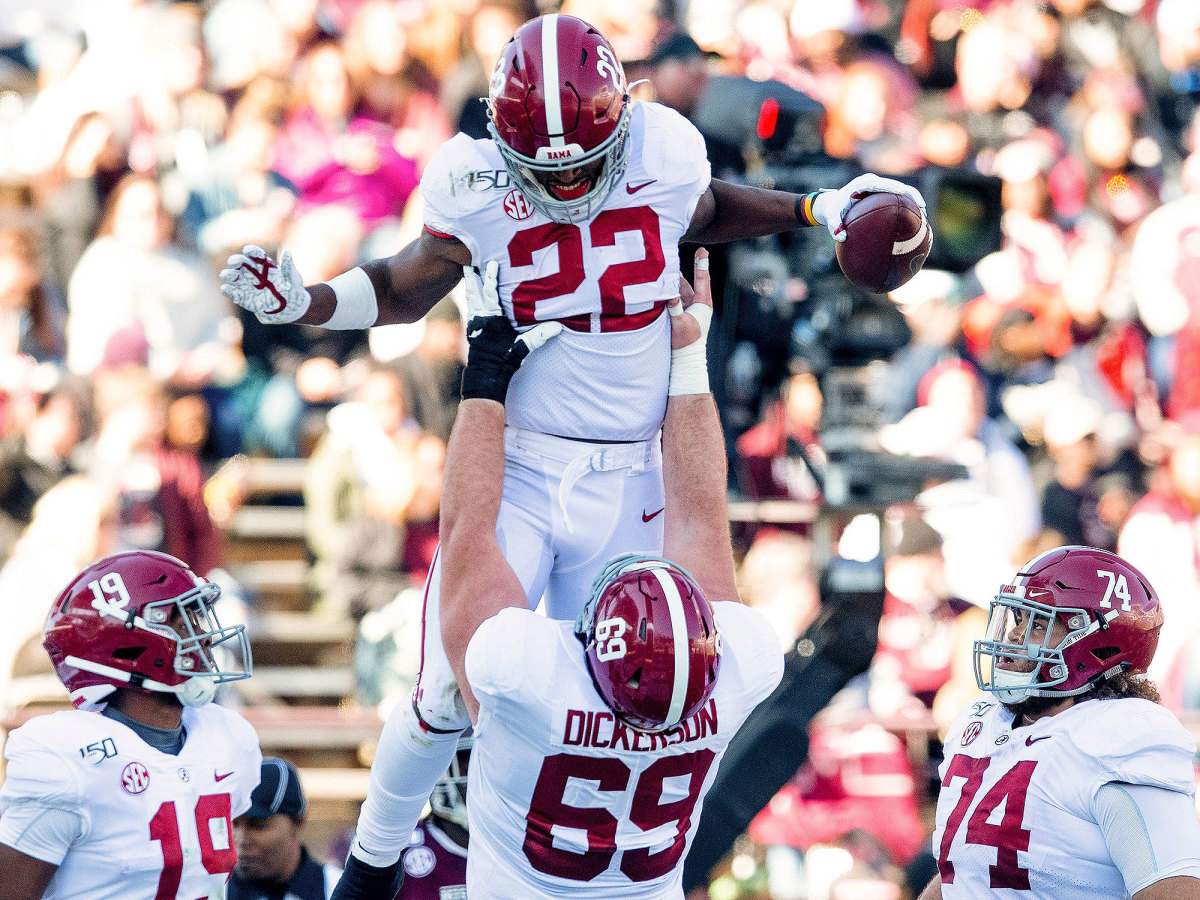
974, 546, 1163, 702
429, 734, 472, 830
487, 14, 632, 224
43, 550, 251, 710
574, 553, 721, 732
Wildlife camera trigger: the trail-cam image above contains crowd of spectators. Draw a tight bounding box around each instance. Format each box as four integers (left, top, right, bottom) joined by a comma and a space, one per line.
0, 0, 1198, 896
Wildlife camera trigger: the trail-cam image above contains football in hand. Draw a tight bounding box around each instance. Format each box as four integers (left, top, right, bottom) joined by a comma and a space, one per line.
834, 192, 932, 293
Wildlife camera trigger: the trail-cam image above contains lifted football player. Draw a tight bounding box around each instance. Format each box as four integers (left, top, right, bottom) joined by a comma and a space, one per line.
219, 14, 921, 890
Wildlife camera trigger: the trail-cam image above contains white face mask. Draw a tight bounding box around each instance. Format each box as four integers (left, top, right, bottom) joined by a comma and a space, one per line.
489, 103, 633, 225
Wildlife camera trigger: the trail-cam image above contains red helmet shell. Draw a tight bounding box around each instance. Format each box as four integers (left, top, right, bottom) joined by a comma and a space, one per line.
490, 14, 626, 160
488, 14, 632, 222
975, 546, 1163, 699
43, 550, 248, 709
580, 558, 721, 732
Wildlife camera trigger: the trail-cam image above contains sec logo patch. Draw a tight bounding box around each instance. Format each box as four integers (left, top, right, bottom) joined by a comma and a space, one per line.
504, 190, 533, 221
403, 845, 437, 878
122, 761, 150, 794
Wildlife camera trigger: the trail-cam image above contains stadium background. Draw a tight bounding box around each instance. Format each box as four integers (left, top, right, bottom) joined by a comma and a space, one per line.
0, 0, 1198, 896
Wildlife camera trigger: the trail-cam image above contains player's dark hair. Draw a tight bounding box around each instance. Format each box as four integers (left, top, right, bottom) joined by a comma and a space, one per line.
1086, 671, 1161, 704
1003, 671, 1162, 721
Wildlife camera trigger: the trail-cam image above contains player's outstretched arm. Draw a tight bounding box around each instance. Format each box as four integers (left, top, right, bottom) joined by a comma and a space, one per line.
661, 249, 739, 605
439, 262, 561, 720
219, 228, 471, 329
683, 175, 925, 245
0, 843, 58, 900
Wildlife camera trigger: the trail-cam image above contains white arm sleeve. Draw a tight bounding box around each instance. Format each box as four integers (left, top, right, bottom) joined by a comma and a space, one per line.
0, 801, 84, 865
1095, 781, 1200, 895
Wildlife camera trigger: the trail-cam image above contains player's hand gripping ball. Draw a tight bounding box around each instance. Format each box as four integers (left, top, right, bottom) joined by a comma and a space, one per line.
835, 192, 932, 293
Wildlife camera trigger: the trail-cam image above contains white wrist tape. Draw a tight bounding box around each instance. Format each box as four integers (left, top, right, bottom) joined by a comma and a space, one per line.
324, 267, 379, 329
668, 303, 713, 395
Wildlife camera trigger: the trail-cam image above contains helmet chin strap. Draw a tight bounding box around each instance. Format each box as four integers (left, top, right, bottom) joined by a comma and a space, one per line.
62, 655, 217, 707
991, 668, 1033, 703
175, 677, 216, 707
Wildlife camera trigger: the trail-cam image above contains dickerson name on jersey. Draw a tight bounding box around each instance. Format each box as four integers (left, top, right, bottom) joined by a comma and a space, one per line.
561, 699, 719, 752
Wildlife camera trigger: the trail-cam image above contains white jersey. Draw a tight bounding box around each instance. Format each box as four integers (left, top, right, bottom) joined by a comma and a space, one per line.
932, 693, 1196, 900
421, 101, 711, 441
463, 602, 783, 899
0, 704, 261, 900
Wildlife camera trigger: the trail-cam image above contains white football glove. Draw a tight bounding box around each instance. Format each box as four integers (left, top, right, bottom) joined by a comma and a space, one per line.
463, 259, 503, 319
811, 174, 927, 243
219, 244, 311, 324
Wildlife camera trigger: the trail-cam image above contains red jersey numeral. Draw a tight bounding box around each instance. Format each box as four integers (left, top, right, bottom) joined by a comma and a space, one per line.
621, 749, 716, 881
937, 754, 1038, 890
149, 793, 236, 900
506, 206, 667, 332
149, 801, 184, 900
508, 223, 586, 329
523, 749, 715, 882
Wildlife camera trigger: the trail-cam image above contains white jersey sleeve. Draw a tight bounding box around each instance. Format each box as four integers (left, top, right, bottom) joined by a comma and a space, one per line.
0, 804, 85, 865
1094, 781, 1200, 894
0, 716, 89, 828
1066, 698, 1196, 804
465, 608, 555, 705
0, 721, 89, 863
634, 102, 711, 232
710, 602, 785, 711
420, 133, 497, 258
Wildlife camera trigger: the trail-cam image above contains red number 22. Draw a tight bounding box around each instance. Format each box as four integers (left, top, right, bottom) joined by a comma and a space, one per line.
507, 206, 666, 332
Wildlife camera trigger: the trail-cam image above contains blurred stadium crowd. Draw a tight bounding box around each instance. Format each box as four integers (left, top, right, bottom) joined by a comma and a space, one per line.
0, 0, 1199, 896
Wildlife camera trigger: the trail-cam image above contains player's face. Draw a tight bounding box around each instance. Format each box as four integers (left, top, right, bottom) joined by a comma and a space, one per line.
537, 160, 604, 200
996, 606, 1068, 673
232, 814, 302, 880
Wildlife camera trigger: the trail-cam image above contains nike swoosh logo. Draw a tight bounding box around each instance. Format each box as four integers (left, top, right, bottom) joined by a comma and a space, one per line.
1025, 735, 1052, 746
642, 508, 664, 522
626, 180, 656, 195
215, 771, 234, 781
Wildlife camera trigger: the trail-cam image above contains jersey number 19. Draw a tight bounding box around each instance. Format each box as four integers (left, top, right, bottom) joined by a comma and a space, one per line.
149, 793, 236, 900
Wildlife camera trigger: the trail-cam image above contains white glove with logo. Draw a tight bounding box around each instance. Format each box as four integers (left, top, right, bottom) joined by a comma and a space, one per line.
811, 174, 927, 242
219, 244, 311, 324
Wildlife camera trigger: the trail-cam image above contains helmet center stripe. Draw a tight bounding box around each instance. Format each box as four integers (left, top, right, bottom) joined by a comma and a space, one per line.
541, 14, 565, 146
651, 567, 689, 727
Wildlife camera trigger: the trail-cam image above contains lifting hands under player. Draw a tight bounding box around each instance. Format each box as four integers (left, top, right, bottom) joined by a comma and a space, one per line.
459, 260, 562, 404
